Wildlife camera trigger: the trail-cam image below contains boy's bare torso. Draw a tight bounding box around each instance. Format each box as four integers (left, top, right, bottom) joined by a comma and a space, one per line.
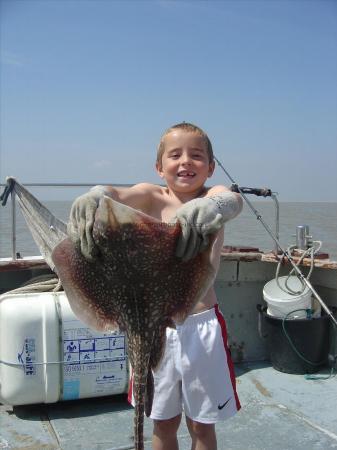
105, 182, 227, 314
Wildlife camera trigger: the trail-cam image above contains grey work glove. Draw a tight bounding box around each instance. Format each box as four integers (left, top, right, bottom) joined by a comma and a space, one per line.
173, 191, 242, 261
67, 185, 106, 260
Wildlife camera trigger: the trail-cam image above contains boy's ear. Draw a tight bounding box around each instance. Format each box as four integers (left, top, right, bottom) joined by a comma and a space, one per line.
208, 160, 215, 178
156, 161, 164, 178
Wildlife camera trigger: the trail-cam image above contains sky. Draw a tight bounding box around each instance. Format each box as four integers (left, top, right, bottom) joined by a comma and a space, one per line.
1, 0, 337, 201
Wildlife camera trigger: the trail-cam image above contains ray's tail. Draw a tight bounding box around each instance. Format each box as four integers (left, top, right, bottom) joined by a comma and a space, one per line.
132, 369, 147, 450
128, 333, 154, 450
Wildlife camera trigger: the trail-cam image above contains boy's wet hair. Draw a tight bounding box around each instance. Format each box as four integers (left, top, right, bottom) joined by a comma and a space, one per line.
157, 122, 214, 166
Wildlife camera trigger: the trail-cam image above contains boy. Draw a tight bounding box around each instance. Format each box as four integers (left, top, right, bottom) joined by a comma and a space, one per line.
68, 123, 243, 450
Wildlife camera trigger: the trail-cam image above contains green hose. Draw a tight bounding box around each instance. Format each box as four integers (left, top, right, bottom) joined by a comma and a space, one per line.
282, 309, 335, 380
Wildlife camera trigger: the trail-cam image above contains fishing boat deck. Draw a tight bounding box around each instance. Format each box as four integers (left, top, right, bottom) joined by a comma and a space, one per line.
1, 252, 337, 449
1, 361, 337, 450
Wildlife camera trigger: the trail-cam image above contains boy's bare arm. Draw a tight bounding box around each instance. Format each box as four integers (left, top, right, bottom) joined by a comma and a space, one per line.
104, 182, 158, 211
206, 184, 243, 211
205, 185, 231, 196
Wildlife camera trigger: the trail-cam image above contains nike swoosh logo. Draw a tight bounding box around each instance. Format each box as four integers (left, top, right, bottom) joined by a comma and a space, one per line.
218, 397, 231, 410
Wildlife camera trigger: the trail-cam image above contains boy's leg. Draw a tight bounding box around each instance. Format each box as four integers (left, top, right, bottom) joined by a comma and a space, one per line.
186, 417, 217, 450
153, 414, 182, 450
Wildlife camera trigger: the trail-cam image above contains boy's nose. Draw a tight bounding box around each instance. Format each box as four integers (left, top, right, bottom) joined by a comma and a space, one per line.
180, 154, 192, 164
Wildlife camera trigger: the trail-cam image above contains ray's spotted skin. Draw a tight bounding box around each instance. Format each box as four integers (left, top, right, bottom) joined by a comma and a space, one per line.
52, 196, 216, 450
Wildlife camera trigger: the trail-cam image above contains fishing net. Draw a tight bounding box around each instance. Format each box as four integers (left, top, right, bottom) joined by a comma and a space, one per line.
0, 177, 67, 292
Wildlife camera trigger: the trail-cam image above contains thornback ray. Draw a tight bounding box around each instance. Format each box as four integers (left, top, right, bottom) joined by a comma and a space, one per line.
52, 195, 217, 450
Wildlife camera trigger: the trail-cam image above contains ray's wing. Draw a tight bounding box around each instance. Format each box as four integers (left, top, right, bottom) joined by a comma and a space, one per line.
52, 237, 120, 332
53, 195, 217, 332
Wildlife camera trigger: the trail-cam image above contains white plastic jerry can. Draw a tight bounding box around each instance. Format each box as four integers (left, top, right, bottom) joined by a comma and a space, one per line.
0, 292, 128, 405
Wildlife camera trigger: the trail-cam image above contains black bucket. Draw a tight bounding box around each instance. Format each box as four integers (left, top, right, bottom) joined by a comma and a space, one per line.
258, 305, 331, 374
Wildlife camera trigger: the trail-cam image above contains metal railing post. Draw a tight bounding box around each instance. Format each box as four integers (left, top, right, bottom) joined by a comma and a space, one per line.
271, 194, 280, 254
11, 191, 17, 260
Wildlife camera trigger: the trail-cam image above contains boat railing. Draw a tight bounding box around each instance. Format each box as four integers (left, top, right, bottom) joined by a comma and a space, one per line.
1, 182, 280, 261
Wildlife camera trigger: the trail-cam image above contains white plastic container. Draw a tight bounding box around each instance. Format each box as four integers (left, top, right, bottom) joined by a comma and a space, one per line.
0, 292, 128, 405
263, 276, 317, 319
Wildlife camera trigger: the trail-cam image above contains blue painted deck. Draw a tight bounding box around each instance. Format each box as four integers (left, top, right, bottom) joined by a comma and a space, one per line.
1, 362, 336, 450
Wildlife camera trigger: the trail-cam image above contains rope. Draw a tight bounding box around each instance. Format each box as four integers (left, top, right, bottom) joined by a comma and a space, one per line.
7, 278, 62, 295
275, 241, 322, 296
0, 355, 127, 368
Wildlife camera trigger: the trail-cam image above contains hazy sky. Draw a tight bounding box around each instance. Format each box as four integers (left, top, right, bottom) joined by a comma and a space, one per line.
1, 0, 336, 201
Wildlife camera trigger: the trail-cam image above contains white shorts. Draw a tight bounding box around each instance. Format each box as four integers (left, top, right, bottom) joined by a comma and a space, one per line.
128, 305, 241, 424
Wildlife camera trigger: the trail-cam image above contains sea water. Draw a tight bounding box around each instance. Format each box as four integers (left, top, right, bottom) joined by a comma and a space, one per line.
0, 199, 336, 261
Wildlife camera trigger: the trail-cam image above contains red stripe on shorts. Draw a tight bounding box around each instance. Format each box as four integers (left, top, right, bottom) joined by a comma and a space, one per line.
127, 370, 133, 405
214, 304, 241, 411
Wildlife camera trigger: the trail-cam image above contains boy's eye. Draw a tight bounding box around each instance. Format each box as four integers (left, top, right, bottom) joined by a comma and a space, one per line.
193, 153, 206, 160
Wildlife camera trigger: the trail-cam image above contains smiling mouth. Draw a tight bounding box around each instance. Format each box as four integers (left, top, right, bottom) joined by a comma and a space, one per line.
177, 171, 195, 178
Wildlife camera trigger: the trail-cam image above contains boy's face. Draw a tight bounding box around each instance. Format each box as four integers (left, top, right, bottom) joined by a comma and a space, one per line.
156, 130, 215, 193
